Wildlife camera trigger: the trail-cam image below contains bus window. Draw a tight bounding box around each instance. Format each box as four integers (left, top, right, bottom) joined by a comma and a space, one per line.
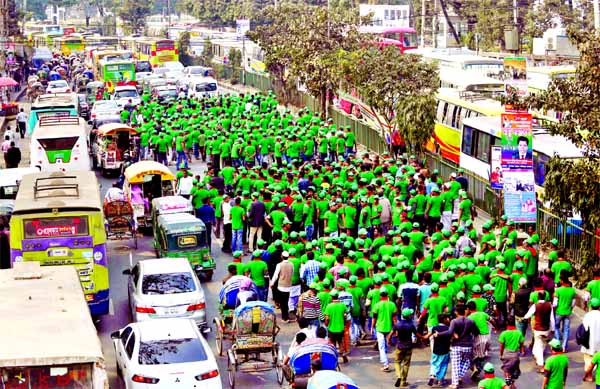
441, 102, 448, 124
436, 100, 445, 122
534, 152, 550, 186
462, 124, 473, 156
38, 137, 79, 151
451, 105, 459, 128
457, 107, 467, 129
475, 131, 491, 163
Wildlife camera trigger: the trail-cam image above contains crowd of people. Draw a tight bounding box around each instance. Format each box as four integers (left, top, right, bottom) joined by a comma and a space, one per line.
116, 88, 600, 388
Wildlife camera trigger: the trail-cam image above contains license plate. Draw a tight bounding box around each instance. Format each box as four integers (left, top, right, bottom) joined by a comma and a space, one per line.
49, 248, 68, 257
165, 308, 180, 315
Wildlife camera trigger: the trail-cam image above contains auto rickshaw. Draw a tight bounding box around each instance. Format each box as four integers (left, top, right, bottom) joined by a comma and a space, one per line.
150, 195, 193, 224
123, 161, 175, 229
91, 123, 138, 176
153, 212, 216, 281
74, 74, 91, 93
86, 81, 105, 104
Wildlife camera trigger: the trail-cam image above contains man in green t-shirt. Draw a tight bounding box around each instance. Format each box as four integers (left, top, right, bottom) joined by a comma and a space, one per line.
425, 188, 443, 235
477, 363, 509, 389
542, 339, 569, 389
372, 289, 397, 372
230, 197, 245, 252
155, 134, 169, 165
498, 317, 524, 387
583, 350, 600, 385
324, 289, 348, 352
244, 250, 269, 301
554, 279, 576, 352
458, 191, 473, 224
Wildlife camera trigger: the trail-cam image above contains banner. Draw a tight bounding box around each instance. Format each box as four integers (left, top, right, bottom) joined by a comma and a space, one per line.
490, 146, 503, 189
236, 19, 250, 39
503, 57, 527, 96
501, 111, 536, 222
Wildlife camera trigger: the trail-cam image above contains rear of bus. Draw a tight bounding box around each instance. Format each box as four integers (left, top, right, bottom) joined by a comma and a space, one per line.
28, 93, 79, 132
153, 39, 179, 67
30, 116, 91, 173
9, 172, 109, 316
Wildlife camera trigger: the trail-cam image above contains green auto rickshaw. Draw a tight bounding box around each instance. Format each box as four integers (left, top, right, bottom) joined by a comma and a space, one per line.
153, 212, 216, 281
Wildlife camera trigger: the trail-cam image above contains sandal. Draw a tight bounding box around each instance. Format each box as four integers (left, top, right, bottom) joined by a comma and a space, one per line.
381, 366, 391, 372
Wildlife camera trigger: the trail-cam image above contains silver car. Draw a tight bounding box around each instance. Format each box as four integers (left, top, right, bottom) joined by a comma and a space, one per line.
123, 257, 210, 333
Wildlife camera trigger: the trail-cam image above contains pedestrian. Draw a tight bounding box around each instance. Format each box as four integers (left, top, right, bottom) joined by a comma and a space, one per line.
244, 250, 269, 301
477, 363, 509, 389
391, 307, 417, 388
511, 277, 531, 337
270, 251, 293, 323
372, 289, 397, 373
16, 108, 27, 138
297, 282, 324, 328
5, 142, 21, 168
582, 297, 600, 373
467, 301, 494, 381
553, 276, 576, 352
583, 349, 600, 385
523, 290, 555, 372
424, 313, 451, 386
0, 222, 10, 269
230, 197, 245, 253
247, 192, 265, 252
196, 198, 216, 252
435, 304, 479, 389
1, 135, 10, 167
324, 289, 348, 355
221, 194, 232, 253
498, 316, 524, 389
542, 339, 569, 389
176, 169, 194, 199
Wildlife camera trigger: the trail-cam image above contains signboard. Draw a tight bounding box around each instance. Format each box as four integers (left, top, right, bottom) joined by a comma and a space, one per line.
359, 4, 411, 28
504, 57, 527, 96
24, 217, 89, 239
490, 146, 503, 189
501, 110, 536, 222
236, 19, 250, 38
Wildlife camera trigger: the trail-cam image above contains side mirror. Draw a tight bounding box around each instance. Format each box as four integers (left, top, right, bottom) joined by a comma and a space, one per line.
110, 330, 121, 340
122, 269, 131, 275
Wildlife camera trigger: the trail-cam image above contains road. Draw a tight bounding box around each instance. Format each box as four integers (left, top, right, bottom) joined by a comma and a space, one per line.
12, 91, 598, 389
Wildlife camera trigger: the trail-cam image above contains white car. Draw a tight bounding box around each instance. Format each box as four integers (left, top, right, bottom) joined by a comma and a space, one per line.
111, 319, 222, 389
46, 80, 71, 94
183, 66, 213, 78
112, 86, 141, 108
90, 100, 122, 127
124, 257, 210, 333
163, 61, 184, 72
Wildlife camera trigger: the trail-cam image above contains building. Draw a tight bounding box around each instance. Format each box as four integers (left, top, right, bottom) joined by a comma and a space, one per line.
359, 3, 411, 28
45, 4, 67, 24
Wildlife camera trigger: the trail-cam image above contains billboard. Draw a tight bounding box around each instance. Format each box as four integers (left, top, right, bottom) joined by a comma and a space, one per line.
490, 146, 503, 190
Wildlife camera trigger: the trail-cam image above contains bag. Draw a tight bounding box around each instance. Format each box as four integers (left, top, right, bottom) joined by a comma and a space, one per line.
576, 323, 590, 349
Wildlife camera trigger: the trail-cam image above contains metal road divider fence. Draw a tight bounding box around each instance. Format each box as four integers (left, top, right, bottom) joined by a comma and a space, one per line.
225, 68, 600, 269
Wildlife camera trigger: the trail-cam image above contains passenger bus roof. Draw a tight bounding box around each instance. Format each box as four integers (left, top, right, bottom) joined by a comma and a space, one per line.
0, 265, 105, 367
32, 116, 87, 137
12, 171, 102, 214
462, 116, 584, 158
436, 87, 504, 116
32, 93, 77, 109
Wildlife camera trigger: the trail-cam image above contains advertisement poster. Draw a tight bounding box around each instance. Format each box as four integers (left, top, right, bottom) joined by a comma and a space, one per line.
501, 112, 533, 170
504, 57, 528, 96
490, 146, 503, 189
501, 110, 536, 223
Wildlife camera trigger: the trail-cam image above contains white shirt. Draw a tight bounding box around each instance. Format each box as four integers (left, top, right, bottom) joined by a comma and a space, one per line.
16, 112, 27, 123
177, 176, 194, 195
1, 140, 10, 153
582, 310, 600, 354
523, 300, 555, 332
222, 200, 232, 224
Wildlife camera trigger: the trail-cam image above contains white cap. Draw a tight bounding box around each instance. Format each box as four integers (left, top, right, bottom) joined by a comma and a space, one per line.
282, 251, 289, 258
519, 277, 527, 287
450, 172, 457, 178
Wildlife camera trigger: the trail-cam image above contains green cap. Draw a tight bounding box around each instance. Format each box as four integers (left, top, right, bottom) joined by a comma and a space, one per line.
472, 284, 481, 293
401, 308, 414, 318
309, 282, 319, 289
550, 239, 559, 246
349, 275, 358, 283
463, 246, 472, 254
253, 250, 262, 257
257, 239, 266, 246
467, 263, 475, 271
330, 289, 339, 297
412, 222, 420, 228
591, 298, 600, 308
439, 274, 448, 283
233, 250, 243, 258
548, 338, 561, 349
497, 262, 506, 270
290, 231, 299, 239
358, 228, 368, 235
514, 261, 524, 269
483, 284, 494, 292
338, 268, 347, 275
430, 282, 439, 292
457, 291, 465, 300
483, 362, 495, 373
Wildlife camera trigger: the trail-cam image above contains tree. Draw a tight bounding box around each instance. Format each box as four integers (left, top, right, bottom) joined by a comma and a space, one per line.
118, 0, 153, 34
529, 32, 600, 282
339, 45, 439, 153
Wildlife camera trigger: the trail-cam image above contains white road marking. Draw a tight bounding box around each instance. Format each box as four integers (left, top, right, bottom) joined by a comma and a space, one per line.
109, 298, 115, 316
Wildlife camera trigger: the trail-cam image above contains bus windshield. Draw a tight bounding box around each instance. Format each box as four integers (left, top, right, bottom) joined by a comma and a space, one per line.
24, 216, 89, 239
156, 40, 175, 50
37, 136, 79, 151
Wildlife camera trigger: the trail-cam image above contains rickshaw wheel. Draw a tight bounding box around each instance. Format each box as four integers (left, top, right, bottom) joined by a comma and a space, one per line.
214, 318, 223, 356
274, 345, 284, 385
227, 352, 236, 388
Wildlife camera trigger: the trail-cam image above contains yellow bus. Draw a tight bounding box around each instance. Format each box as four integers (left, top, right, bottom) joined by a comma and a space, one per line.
135, 38, 179, 67
53, 34, 85, 56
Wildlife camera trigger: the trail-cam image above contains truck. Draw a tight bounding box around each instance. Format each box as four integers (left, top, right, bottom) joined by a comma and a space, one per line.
0, 262, 108, 388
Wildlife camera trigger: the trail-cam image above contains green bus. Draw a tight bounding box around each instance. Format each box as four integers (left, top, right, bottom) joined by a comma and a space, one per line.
98, 59, 136, 91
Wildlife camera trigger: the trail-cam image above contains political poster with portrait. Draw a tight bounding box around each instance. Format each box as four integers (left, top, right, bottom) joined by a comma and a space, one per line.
490, 146, 503, 190
503, 171, 537, 222
500, 112, 533, 170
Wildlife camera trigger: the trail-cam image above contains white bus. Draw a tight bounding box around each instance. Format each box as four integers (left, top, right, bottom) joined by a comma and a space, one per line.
407, 47, 505, 77
30, 116, 91, 172
459, 116, 583, 189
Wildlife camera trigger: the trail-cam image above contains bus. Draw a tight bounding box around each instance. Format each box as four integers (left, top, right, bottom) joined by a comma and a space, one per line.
9, 171, 109, 316
33, 32, 62, 49
135, 38, 179, 67
53, 34, 85, 56
359, 26, 419, 53
30, 116, 91, 172
84, 35, 119, 49
29, 93, 79, 132
459, 115, 584, 190
527, 65, 576, 94
407, 47, 505, 77
97, 59, 136, 91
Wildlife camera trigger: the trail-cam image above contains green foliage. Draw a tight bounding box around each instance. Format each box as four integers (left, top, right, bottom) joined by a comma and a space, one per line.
229, 48, 242, 68
118, 0, 153, 34
339, 46, 439, 152
199, 38, 214, 67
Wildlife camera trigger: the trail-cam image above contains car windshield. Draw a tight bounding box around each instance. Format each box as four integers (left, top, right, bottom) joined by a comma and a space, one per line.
138, 338, 208, 365
141, 272, 196, 294
135, 61, 152, 73
115, 90, 138, 99
196, 83, 217, 92
94, 101, 119, 111
159, 89, 178, 97
50, 81, 68, 87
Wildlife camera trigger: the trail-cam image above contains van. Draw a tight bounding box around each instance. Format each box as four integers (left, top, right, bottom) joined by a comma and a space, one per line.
187, 76, 219, 98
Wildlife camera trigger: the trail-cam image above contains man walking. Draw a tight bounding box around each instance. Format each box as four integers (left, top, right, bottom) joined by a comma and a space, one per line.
247, 193, 265, 252
5, 142, 21, 168
196, 198, 216, 252
230, 197, 245, 253
16, 108, 27, 138
435, 305, 479, 389
582, 298, 600, 373
523, 291, 555, 372
543, 339, 569, 389
373, 289, 397, 373
498, 317, 525, 389
391, 308, 417, 388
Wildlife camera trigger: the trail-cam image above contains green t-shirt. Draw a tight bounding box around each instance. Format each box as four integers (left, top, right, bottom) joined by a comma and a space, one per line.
498, 328, 524, 351
592, 352, 600, 385
490, 274, 509, 303
325, 301, 347, 333
554, 285, 576, 316
269, 210, 287, 232
478, 377, 507, 389
324, 210, 338, 232
230, 206, 245, 230
427, 195, 443, 217
373, 299, 397, 333
459, 198, 472, 221
551, 261, 572, 283
468, 311, 490, 335
543, 353, 569, 389
587, 279, 600, 303
423, 295, 447, 328
156, 138, 169, 153
244, 260, 268, 287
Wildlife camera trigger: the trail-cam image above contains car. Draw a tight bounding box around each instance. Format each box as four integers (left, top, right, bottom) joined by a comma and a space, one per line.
152, 67, 170, 77
77, 94, 90, 120
183, 66, 214, 78
163, 61, 184, 72
111, 318, 221, 389
112, 86, 141, 108
164, 70, 184, 82
90, 100, 121, 128
46, 79, 71, 94
123, 257, 210, 333
152, 85, 179, 102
